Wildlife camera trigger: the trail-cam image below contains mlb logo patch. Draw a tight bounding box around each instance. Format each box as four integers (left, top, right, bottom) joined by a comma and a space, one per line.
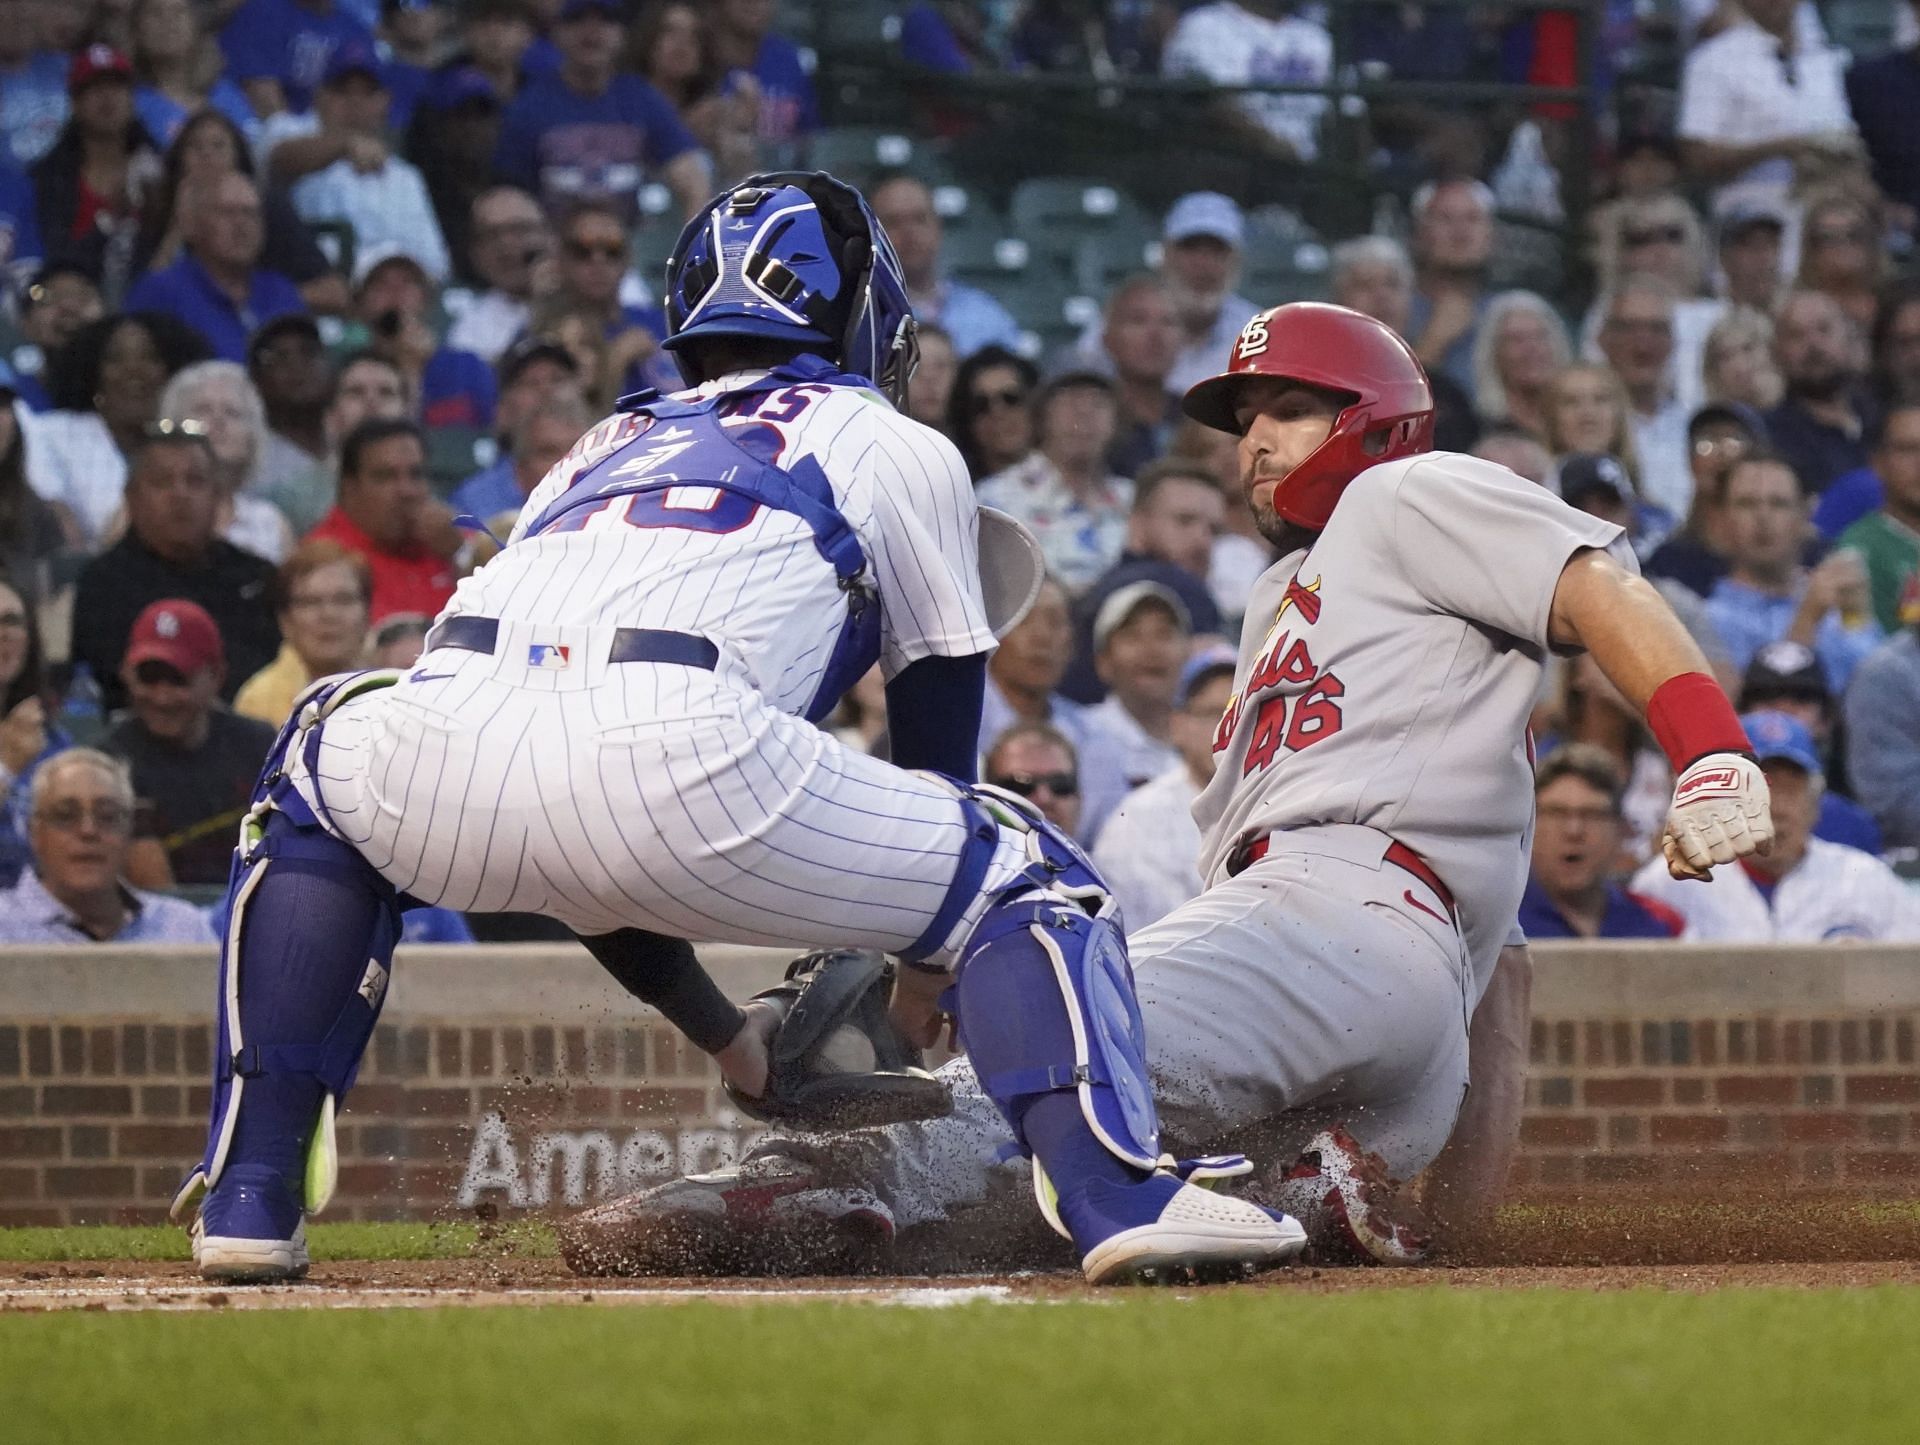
528, 644, 571, 670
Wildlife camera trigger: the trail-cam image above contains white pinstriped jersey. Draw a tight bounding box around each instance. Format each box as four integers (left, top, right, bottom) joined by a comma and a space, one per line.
1629, 838, 1920, 942
1194, 453, 1620, 986
462, 370, 999, 718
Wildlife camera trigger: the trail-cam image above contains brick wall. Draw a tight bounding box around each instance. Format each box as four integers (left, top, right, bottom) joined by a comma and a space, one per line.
2, 942, 1919, 1225
1512, 1012, 1920, 1195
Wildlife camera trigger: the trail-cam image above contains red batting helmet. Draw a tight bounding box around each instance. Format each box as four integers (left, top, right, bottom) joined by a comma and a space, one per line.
1182, 302, 1435, 531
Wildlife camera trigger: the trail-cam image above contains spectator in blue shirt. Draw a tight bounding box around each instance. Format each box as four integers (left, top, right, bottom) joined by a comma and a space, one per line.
898, 2, 993, 73
376, 0, 449, 133
124, 172, 306, 364
220, 0, 376, 117
1705, 452, 1882, 693
353, 248, 496, 434
449, 0, 550, 108
1763, 290, 1877, 499
1517, 745, 1685, 941
493, 0, 710, 222
535, 199, 676, 406
130, 0, 259, 148
1736, 640, 1883, 855
0, 25, 70, 170
449, 336, 582, 521
709, 0, 818, 151
449, 389, 590, 536
868, 173, 1021, 360
0, 747, 215, 945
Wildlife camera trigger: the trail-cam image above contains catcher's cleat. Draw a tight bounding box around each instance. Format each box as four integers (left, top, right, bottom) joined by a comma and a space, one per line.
1263, 1126, 1431, 1265
1042, 1164, 1307, 1286
191, 1164, 310, 1283
558, 1156, 896, 1277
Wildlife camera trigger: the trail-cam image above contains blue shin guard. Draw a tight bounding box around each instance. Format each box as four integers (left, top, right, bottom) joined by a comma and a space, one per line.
943, 786, 1164, 1239
172, 674, 404, 1232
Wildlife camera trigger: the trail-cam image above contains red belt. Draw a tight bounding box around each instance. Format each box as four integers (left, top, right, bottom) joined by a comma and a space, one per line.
1231, 834, 1456, 916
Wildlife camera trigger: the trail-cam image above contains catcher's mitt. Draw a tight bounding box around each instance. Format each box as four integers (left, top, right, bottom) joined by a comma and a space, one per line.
723, 948, 953, 1131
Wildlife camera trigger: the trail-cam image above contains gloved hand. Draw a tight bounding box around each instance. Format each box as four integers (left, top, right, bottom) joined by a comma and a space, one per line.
1662, 752, 1773, 881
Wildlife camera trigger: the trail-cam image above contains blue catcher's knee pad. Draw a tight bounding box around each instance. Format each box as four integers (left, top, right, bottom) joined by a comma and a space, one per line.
918, 782, 1164, 1230
173, 672, 404, 1226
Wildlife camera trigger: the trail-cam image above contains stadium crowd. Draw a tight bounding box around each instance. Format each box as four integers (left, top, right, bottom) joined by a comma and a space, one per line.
0, 0, 1917, 947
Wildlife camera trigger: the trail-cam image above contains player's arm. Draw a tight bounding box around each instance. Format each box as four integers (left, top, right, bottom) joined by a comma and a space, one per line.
885, 654, 988, 780
1547, 547, 1770, 880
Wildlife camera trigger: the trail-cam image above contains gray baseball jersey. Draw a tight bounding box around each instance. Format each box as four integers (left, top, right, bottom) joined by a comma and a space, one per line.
1193, 452, 1620, 986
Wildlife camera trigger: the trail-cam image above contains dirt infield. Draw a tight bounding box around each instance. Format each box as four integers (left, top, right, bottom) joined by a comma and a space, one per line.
6, 1196, 1920, 1311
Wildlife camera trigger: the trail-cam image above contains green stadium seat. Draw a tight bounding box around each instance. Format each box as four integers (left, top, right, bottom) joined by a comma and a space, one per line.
1073, 229, 1161, 296
426, 425, 492, 491
307, 219, 357, 283
807, 127, 917, 185
1009, 178, 1151, 266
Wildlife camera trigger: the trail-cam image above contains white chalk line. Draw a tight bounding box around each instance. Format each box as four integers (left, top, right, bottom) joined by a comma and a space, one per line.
0, 1281, 1019, 1314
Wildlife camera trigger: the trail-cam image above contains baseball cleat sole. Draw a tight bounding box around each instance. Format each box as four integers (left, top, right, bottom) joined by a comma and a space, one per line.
193, 1225, 310, 1283
1081, 1215, 1308, 1286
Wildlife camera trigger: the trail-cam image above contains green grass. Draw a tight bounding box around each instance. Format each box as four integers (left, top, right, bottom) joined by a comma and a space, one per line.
0, 1220, 555, 1263
3, 1287, 1918, 1444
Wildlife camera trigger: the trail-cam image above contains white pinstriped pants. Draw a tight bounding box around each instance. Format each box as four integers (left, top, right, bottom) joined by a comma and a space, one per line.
289, 621, 1024, 948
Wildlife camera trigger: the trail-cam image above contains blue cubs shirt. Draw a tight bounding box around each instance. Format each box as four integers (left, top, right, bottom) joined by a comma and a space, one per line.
220, 0, 375, 112
124, 255, 308, 364
734, 34, 819, 143
493, 72, 699, 215
1516, 877, 1685, 940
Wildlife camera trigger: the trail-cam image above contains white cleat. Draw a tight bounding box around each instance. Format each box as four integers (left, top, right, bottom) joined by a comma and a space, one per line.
1068, 1173, 1308, 1286
192, 1215, 311, 1283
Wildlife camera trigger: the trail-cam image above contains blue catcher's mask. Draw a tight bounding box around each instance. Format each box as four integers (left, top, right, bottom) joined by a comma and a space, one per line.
661, 171, 920, 407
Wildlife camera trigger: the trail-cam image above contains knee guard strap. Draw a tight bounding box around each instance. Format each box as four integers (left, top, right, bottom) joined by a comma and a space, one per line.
900, 786, 1002, 964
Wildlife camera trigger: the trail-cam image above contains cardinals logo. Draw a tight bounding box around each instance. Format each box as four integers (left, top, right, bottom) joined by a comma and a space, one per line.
1276, 573, 1323, 625
1236, 313, 1272, 361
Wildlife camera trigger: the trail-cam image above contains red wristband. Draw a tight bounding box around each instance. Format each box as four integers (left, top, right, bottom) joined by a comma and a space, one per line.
1645, 672, 1750, 771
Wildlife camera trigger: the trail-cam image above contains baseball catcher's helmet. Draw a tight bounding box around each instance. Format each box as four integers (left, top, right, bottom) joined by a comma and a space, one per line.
662, 171, 919, 406
1182, 302, 1435, 531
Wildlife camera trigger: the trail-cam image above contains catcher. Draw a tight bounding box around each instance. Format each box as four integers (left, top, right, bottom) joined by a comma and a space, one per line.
566, 302, 1773, 1272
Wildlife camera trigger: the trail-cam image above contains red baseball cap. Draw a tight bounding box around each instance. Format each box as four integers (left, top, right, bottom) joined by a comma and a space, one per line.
124, 600, 225, 677
69, 45, 133, 95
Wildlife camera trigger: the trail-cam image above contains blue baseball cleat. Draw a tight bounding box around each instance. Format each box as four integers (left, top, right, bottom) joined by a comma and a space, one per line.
191, 1164, 309, 1283
1043, 1164, 1308, 1285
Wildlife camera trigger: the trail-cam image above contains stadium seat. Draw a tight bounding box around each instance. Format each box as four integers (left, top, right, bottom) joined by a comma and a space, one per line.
807, 127, 917, 185
1009, 178, 1152, 266
427, 425, 492, 491
1073, 230, 1161, 296
307, 219, 358, 284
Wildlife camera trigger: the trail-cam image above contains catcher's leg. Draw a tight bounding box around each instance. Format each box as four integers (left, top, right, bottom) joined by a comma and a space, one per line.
910, 784, 1306, 1285
171, 674, 406, 1283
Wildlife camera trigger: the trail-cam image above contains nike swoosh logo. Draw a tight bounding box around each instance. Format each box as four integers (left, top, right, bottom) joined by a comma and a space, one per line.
409, 669, 456, 683
1404, 890, 1449, 925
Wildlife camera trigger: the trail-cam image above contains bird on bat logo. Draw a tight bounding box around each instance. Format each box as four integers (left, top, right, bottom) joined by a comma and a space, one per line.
1276, 573, 1323, 625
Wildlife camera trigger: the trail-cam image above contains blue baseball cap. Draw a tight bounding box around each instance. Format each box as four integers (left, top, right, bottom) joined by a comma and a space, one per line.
1740, 709, 1823, 777
424, 65, 501, 112
322, 39, 385, 88
1178, 641, 1238, 706
1163, 192, 1244, 248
